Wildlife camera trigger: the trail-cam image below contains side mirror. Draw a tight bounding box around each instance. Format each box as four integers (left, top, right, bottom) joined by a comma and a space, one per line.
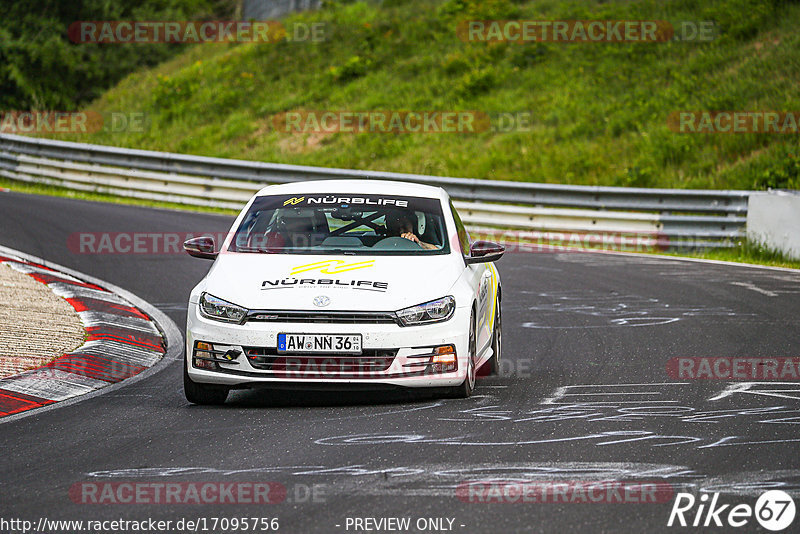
184, 236, 218, 260
465, 240, 505, 264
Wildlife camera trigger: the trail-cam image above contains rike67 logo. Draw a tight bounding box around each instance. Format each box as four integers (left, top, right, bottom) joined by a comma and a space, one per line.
668, 490, 796, 531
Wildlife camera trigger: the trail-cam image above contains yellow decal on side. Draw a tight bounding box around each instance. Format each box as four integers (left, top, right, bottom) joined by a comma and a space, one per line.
290, 259, 375, 275
487, 264, 498, 330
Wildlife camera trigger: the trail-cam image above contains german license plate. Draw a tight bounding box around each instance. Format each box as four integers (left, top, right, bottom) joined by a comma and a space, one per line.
277, 333, 362, 354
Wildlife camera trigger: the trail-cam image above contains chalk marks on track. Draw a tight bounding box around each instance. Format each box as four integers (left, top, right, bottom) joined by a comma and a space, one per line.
310, 382, 800, 450
83, 462, 800, 498
79, 379, 800, 498
519, 290, 747, 329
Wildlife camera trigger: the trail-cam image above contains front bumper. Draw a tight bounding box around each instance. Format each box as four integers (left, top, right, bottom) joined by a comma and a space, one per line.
185, 302, 471, 388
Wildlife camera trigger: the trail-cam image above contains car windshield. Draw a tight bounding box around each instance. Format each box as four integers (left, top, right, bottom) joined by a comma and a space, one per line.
228, 193, 450, 255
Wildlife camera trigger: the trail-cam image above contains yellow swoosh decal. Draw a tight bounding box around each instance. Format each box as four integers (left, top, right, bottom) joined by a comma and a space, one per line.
289, 260, 375, 275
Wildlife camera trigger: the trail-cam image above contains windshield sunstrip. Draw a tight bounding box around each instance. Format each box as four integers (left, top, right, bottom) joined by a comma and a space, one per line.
228, 194, 449, 255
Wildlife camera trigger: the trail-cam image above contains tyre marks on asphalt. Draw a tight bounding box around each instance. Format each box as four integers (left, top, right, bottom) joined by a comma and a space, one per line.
0, 254, 165, 417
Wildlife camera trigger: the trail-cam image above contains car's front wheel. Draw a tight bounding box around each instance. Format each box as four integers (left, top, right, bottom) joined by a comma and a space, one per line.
449, 312, 476, 398
183, 357, 229, 405
487, 294, 501, 375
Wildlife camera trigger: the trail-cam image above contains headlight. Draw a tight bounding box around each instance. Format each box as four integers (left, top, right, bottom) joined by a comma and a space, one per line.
395, 296, 455, 326
199, 292, 248, 323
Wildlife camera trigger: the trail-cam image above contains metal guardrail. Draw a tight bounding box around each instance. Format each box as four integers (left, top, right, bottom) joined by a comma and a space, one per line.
242, 0, 321, 20
0, 133, 750, 248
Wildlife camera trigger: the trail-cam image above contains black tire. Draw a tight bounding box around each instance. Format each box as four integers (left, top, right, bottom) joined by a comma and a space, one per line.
487, 294, 502, 375
183, 357, 229, 405
450, 311, 476, 398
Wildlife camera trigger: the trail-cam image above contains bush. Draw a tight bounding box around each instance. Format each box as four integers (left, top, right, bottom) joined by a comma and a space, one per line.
753, 148, 800, 190
0, 0, 232, 111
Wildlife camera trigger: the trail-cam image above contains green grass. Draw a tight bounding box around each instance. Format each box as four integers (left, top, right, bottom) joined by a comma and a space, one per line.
19, 0, 800, 191
666, 239, 800, 269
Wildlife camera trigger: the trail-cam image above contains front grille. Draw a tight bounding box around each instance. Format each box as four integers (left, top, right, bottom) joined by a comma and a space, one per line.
245, 310, 399, 325
244, 347, 397, 377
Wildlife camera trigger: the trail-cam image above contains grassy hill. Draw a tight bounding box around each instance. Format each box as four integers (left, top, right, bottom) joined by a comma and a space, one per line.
31, 0, 800, 190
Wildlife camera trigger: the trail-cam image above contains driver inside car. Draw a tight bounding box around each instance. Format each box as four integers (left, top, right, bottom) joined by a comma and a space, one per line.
384, 209, 438, 250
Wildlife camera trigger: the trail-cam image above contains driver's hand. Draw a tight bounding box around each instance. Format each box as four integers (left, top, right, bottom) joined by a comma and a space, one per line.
401, 232, 420, 243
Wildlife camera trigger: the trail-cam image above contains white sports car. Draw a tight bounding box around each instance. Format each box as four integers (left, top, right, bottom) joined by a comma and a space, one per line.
183, 179, 503, 404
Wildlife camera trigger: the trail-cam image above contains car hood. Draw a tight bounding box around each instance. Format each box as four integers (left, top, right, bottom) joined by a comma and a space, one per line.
201, 253, 462, 311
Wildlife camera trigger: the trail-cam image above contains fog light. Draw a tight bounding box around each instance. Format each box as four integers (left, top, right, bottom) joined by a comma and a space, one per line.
430, 345, 457, 373
193, 341, 217, 370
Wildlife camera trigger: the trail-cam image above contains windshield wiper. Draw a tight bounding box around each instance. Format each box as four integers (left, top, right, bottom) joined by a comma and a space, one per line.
309, 248, 362, 255
233, 246, 279, 253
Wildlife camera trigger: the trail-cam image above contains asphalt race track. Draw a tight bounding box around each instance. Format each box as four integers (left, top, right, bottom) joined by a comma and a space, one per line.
1, 191, 799, 533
